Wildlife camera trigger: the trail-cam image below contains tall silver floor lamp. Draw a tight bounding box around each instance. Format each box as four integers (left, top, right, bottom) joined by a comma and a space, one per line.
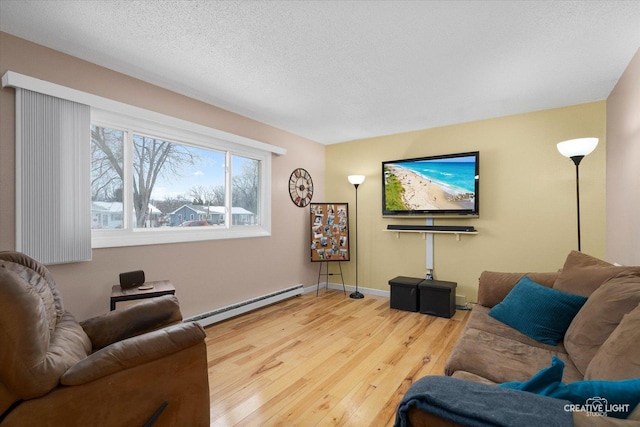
348, 174, 365, 299
557, 137, 598, 252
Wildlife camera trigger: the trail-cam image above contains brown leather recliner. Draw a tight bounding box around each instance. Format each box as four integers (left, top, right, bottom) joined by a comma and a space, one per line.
0, 251, 210, 426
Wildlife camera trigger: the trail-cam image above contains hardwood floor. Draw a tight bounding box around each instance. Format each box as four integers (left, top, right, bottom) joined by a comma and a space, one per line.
205, 289, 469, 426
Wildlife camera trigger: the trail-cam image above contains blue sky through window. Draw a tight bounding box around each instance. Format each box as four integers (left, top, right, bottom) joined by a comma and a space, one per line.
152, 145, 226, 200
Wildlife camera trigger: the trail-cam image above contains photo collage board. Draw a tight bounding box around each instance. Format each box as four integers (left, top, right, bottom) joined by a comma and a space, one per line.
310, 203, 350, 262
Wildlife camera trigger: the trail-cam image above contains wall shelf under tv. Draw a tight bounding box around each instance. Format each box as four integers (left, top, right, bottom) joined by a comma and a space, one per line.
385, 225, 478, 241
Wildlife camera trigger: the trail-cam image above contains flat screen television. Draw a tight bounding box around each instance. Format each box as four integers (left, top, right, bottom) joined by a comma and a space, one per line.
382, 151, 479, 217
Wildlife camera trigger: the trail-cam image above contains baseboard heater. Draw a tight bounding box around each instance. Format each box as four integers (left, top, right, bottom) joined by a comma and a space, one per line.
185, 284, 304, 327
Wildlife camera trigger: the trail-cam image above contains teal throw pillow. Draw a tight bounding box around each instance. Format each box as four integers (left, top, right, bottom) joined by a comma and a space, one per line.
499, 356, 640, 419
489, 276, 587, 345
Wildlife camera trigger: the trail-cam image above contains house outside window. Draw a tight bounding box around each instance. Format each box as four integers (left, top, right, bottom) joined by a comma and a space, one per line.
91, 110, 271, 248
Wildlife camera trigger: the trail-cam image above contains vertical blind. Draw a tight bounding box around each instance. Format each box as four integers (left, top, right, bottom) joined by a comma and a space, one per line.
16, 88, 91, 264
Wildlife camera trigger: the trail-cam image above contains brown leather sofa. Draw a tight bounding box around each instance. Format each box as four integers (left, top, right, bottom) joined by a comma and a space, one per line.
0, 251, 210, 426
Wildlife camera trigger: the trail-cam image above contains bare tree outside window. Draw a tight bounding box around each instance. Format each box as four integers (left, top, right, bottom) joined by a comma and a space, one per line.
132, 134, 198, 228
91, 126, 200, 228
188, 184, 225, 206
91, 126, 124, 229
91, 125, 261, 230
89, 110, 270, 247
232, 155, 260, 224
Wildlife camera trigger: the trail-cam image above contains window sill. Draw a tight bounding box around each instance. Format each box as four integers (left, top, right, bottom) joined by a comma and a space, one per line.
92, 226, 271, 248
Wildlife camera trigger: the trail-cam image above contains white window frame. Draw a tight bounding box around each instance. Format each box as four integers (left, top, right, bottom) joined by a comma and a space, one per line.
91, 109, 273, 248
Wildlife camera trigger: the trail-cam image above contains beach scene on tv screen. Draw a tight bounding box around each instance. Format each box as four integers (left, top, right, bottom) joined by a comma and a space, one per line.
384, 156, 476, 212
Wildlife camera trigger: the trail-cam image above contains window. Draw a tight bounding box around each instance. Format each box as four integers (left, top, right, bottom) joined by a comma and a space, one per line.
91, 126, 124, 229
4, 71, 284, 252
91, 110, 271, 248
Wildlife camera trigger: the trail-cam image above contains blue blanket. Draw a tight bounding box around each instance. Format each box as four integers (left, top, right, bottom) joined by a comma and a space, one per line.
395, 376, 573, 427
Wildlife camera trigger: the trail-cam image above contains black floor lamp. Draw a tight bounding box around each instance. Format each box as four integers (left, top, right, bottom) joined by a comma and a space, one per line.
348, 174, 365, 299
557, 137, 598, 252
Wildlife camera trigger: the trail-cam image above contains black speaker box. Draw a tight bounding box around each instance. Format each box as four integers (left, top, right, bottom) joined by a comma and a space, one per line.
119, 270, 145, 289
388, 276, 422, 312
419, 280, 457, 318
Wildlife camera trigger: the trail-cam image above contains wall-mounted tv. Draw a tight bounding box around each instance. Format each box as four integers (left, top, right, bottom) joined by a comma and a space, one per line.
382, 151, 479, 217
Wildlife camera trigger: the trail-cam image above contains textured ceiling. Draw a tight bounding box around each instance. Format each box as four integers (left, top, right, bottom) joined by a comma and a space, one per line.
1, 1, 639, 144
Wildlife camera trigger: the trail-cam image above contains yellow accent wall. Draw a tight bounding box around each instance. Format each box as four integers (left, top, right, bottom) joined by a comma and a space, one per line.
326, 102, 606, 302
